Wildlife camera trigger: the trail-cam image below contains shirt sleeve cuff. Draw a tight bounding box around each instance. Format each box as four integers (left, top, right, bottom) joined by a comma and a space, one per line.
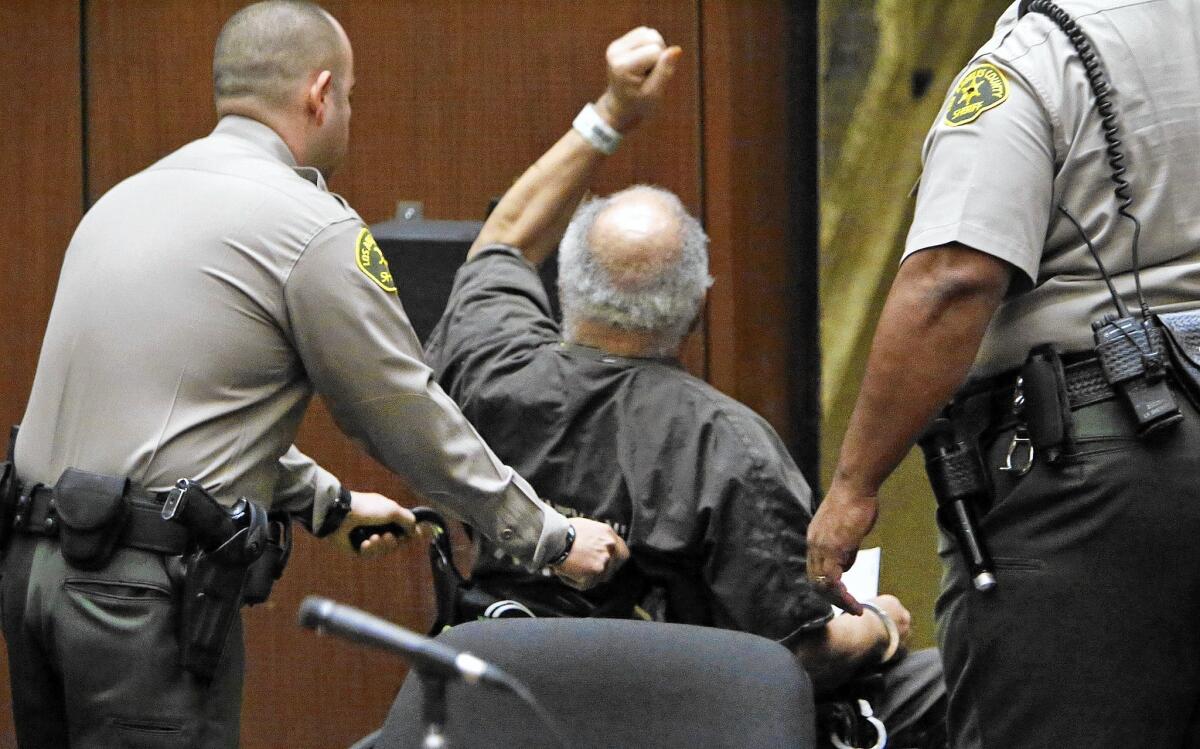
508, 469, 571, 569
904, 221, 1038, 287
531, 502, 573, 570
305, 469, 343, 535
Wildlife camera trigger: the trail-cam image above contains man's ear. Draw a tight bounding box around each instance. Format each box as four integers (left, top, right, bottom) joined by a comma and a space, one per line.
306, 70, 334, 125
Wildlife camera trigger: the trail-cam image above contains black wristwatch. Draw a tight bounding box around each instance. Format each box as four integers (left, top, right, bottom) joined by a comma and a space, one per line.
315, 486, 353, 538
548, 523, 576, 566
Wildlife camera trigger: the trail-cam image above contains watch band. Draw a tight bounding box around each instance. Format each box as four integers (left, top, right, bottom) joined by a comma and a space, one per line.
315, 485, 353, 538
548, 523, 576, 567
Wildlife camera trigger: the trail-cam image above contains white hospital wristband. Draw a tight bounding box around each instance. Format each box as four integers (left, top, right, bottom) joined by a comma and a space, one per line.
572, 103, 623, 155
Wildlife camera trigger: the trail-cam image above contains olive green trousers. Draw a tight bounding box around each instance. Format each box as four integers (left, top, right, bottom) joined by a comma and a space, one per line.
1, 536, 244, 747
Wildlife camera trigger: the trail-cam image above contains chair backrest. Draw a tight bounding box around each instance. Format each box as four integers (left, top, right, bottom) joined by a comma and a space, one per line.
375, 618, 816, 749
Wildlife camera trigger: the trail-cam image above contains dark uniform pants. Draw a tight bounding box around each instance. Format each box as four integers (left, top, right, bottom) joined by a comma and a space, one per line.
1, 535, 244, 748
937, 395, 1200, 748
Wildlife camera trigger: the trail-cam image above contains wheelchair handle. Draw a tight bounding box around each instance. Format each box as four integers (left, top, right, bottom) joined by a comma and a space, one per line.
347, 507, 450, 552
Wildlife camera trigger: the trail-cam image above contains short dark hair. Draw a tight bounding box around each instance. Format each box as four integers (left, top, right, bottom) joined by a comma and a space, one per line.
213, 0, 344, 109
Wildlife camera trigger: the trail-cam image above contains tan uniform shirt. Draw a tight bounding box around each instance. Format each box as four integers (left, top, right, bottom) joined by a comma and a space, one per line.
15, 115, 568, 567
905, 0, 1200, 377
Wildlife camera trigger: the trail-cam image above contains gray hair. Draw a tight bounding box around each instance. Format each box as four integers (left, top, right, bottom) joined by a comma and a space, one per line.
558, 185, 712, 355
213, 1, 344, 109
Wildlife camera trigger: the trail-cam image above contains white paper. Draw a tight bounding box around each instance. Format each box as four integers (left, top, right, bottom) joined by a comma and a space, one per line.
832, 546, 880, 614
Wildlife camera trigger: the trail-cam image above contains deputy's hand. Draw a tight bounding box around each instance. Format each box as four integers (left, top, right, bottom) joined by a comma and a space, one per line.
807, 480, 879, 615
551, 518, 630, 589
595, 26, 682, 133
331, 491, 417, 559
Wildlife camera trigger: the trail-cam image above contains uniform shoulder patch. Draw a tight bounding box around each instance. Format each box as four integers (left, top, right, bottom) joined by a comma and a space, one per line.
944, 63, 1009, 127
355, 227, 396, 293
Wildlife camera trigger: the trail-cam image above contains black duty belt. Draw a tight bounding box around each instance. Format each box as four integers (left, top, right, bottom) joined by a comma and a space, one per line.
961, 354, 1115, 429
13, 484, 189, 556
1058, 357, 1116, 409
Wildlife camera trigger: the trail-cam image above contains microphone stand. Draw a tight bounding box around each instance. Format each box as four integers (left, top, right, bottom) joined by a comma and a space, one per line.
297, 596, 568, 749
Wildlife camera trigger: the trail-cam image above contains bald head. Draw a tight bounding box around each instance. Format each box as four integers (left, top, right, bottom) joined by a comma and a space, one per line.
558, 186, 712, 357
589, 188, 684, 291
213, 1, 348, 112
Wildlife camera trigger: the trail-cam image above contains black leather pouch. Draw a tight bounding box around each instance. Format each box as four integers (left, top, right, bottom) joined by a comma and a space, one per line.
1157, 309, 1200, 411
242, 515, 291, 606
54, 468, 129, 570
1019, 345, 1074, 462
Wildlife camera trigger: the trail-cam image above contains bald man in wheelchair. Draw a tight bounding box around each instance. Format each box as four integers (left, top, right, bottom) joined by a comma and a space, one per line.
422, 27, 947, 749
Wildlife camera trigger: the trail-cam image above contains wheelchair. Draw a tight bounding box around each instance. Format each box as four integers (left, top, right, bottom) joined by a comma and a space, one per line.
356, 508, 924, 749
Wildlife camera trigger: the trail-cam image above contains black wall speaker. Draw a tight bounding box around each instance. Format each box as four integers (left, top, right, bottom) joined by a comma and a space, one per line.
372, 218, 561, 345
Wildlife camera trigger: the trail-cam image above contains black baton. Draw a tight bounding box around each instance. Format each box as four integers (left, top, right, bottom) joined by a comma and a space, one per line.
918, 418, 997, 592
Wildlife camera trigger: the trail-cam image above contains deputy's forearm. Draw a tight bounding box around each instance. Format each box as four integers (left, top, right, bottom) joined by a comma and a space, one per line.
833, 244, 1011, 494
468, 128, 610, 266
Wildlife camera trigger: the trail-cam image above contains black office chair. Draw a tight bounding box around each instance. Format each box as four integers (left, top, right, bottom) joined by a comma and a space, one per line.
371, 617, 816, 749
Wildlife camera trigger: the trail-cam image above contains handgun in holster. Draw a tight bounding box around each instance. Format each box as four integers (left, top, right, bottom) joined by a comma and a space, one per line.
162, 478, 268, 680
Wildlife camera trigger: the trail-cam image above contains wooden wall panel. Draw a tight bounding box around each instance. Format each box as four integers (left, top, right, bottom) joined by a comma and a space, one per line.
83, 2, 702, 746
701, 0, 802, 452
0, 3, 82, 455
0, 2, 82, 746
84, 0, 243, 200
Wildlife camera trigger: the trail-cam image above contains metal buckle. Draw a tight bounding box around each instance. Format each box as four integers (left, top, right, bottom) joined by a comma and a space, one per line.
999, 376, 1034, 475
1000, 428, 1034, 476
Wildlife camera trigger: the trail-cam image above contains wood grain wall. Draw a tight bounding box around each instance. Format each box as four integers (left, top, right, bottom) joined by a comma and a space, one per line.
0, 1, 811, 746
0, 4, 81, 745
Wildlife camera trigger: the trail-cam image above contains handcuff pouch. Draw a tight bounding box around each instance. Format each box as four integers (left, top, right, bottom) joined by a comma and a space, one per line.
1156, 309, 1200, 411
53, 468, 129, 570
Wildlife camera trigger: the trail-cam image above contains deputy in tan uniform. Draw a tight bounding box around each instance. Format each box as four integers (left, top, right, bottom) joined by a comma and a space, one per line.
806, 1, 1200, 747
3, 2, 626, 746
